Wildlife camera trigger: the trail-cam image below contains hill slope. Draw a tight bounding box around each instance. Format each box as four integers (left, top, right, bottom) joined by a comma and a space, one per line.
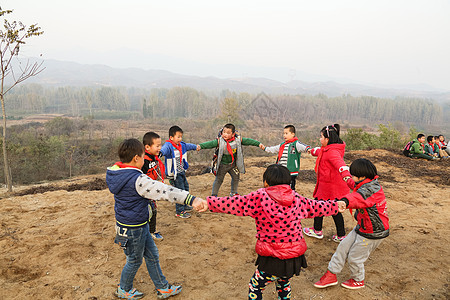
0, 150, 448, 299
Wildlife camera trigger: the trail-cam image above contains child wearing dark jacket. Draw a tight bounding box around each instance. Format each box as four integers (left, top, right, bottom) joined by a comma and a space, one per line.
205, 164, 346, 299
142, 132, 165, 241
106, 138, 205, 299
314, 158, 389, 290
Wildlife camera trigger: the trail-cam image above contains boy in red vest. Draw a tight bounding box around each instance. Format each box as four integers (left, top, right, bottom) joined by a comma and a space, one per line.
261, 125, 311, 190
142, 132, 165, 240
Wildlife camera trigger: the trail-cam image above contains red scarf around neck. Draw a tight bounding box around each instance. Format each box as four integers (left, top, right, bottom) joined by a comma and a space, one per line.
166, 140, 183, 164
278, 137, 298, 162
114, 161, 140, 169
224, 136, 236, 163
314, 146, 325, 174
144, 151, 166, 181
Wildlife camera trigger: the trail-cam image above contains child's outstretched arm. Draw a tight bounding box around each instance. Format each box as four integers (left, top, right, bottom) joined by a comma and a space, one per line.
264, 144, 280, 154
310, 147, 320, 157
207, 190, 261, 217
135, 174, 196, 207
339, 189, 385, 210
241, 137, 263, 148
184, 142, 198, 152
199, 139, 219, 150
295, 141, 311, 153
297, 195, 340, 219
327, 150, 355, 189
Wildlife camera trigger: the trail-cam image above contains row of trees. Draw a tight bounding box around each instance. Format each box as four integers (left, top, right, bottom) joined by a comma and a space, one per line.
5, 85, 445, 126
0, 117, 421, 186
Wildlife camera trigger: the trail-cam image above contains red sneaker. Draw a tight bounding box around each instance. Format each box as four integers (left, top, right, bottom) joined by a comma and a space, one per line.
341, 278, 364, 289
314, 270, 338, 288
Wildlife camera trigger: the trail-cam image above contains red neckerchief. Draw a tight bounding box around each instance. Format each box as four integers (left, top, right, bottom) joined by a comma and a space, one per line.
278, 137, 298, 162
314, 146, 325, 174
224, 136, 236, 163
155, 155, 165, 180
166, 140, 183, 164
144, 151, 165, 181
114, 161, 140, 169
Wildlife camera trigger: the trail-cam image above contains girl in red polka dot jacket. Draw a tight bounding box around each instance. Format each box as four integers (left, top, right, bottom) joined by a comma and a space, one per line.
206, 164, 346, 300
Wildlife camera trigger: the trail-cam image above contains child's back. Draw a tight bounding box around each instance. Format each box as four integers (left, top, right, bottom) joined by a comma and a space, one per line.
205, 164, 345, 299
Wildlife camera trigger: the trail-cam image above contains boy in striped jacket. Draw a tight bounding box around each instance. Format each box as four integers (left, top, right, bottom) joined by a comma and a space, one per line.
261, 125, 311, 190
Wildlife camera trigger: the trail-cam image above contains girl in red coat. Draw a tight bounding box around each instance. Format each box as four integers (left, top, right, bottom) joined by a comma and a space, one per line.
303, 124, 355, 242
313, 158, 389, 290
207, 164, 346, 300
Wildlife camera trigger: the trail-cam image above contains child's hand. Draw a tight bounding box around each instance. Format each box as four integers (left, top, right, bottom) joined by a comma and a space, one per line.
196, 144, 201, 151
259, 143, 265, 150
337, 200, 347, 213
192, 198, 209, 212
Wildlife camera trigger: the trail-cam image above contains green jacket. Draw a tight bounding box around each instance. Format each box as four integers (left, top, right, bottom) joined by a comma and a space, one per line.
410, 139, 425, 154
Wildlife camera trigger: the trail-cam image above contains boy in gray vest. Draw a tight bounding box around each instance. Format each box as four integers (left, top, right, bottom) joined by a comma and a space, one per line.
261, 125, 311, 190
199, 123, 263, 196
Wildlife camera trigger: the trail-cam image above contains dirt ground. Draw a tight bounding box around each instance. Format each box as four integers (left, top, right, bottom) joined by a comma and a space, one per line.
0, 150, 449, 299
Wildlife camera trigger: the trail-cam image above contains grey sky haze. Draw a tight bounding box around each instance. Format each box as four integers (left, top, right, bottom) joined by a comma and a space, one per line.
3, 0, 450, 90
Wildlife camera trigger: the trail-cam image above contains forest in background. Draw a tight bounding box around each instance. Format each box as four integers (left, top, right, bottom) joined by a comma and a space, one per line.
1, 83, 449, 186
3, 84, 448, 125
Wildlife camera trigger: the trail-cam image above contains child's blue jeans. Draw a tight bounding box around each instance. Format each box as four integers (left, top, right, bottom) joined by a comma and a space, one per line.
169, 172, 190, 214
119, 223, 169, 291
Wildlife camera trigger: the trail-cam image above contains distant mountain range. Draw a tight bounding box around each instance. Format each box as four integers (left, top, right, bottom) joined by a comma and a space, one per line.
18, 59, 450, 102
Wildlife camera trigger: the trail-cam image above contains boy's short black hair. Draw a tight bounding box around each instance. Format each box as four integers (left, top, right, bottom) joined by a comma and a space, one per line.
321, 124, 343, 145
118, 138, 145, 163
143, 132, 160, 146
263, 164, 291, 186
169, 125, 183, 138
284, 125, 296, 134
427, 135, 434, 143
417, 133, 425, 139
349, 158, 378, 180
223, 123, 236, 133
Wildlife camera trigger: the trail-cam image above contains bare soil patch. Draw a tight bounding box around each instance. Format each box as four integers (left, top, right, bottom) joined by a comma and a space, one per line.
0, 150, 448, 299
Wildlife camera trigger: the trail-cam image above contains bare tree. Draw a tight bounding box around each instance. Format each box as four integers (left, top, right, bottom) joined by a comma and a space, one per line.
1, 8, 44, 192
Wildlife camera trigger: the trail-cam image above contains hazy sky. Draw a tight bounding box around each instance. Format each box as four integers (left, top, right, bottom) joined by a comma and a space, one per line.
3, 0, 450, 90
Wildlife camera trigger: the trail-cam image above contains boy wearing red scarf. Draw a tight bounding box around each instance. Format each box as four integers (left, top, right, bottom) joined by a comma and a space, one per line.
160, 126, 199, 218
262, 125, 311, 190
142, 132, 166, 240
199, 123, 263, 196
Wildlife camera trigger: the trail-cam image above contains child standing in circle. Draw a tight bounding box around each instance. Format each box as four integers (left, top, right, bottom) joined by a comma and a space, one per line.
314, 158, 389, 290
303, 124, 355, 242
261, 124, 311, 191
142, 132, 165, 241
199, 123, 263, 196
205, 164, 346, 299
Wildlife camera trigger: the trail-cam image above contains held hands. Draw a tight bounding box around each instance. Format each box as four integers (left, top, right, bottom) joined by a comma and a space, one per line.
336, 200, 347, 213
192, 198, 209, 212
259, 143, 266, 150
196, 144, 201, 151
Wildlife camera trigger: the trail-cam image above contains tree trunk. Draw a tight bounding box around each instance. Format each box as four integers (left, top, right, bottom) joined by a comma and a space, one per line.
1, 94, 12, 192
